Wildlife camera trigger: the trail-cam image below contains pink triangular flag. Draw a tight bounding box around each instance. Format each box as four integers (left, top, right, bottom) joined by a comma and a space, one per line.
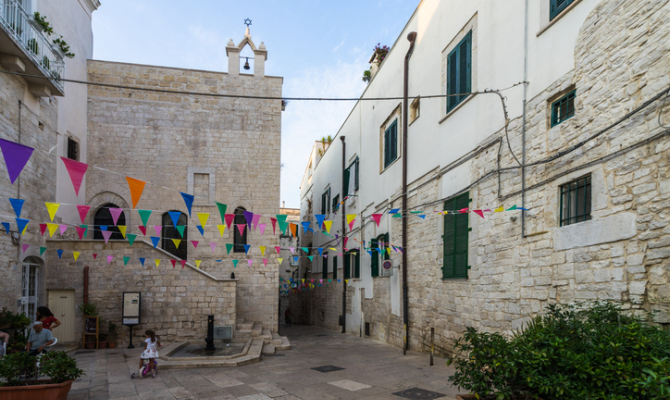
209, 242, 217, 253
170, 260, 177, 268
338, 252, 343, 257
348, 219, 356, 230
93, 253, 98, 259
247, 259, 253, 267
22, 244, 29, 253
109, 208, 124, 225
75, 226, 86, 240
102, 230, 113, 243
371, 214, 383, 227
138, 226, 147, 235
473, 210, 485, 219
76, 205, 91, 224
289, 247, 295, 254
180, 260, 187, 269
343, 237, 349, 248
106, 255, 113, 264
270, 217, 277, 234
191, 240, 199, 249
263, 259, 268, 267
224, 214, 235, 229
258, 223, 267, 235
59, 224, 68, 236
274, 246, 281, 254
153, 225, 162, 236
236, 224, 246, 235
252, 214, 261, 230
60, 157, 88, 196
39, 224, 47, 235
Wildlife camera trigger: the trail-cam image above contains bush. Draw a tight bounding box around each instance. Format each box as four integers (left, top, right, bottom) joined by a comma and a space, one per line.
0, 350, 84, 387
40, 351, 84, 383
447, 302, 670, 400
0, 352, 36, 386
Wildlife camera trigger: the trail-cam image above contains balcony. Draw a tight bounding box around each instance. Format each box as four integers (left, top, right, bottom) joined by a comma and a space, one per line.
0, 0, 64, 96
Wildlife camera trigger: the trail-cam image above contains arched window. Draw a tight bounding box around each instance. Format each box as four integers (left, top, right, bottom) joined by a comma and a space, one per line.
162, 211, 188, 260
93, 203, 126, 240
234, 207, 247, 253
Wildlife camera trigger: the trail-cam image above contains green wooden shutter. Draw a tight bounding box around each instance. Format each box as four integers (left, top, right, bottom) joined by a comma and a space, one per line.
447, 49, 458, 112
333, 256, 337, 279
321, 192, 326, 214
390, 121, 397, 163
344, 254, 350, 279
384, 127, 390, 167
370, 238, 379, 277
354, 157, 359, 190
354, 252, 360, 278
343, 167, 350, 196
550, 0, 572, 20
322, 258, 327, 279
459, 31, 472, 102
442, 198, 456, 278
443, 192, 470, 279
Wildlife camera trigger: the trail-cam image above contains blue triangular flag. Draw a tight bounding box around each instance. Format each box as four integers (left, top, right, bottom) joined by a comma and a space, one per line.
293, 256, 298, 263
315, 214, 326, 228
1, 222, 9, 234
180, 192, 194, 217
15, 218, 29, 234
418, 215, 426, 219
196, 225, 204, 236
139, 258, 146, 266
367, 250, 372, 257
301, 221, 311, 233
168, 211, 182, 227
389, 209, 400, 214
318, 248, 323, 256
215, 259, 222, 262
243, 244, 251, 254
57, 249, 63, 259
150, 236, 160, 248
100, 225, 108, 231
9, 198, 24, 218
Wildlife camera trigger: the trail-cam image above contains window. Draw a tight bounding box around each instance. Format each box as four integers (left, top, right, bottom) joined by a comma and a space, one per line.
21, 257, 40, 323
67, 137, 79, 161
551, 90, 576, 127
447, 31, 472, 113
370, 233, 389, 277
93, 204, 126, 240
550, 0, 575, 20
332, 194, 340, 213
333, 256, 337, 279
410, 97, 420, 123
344, 157, 359, 196
321, 188, 331, 215
344, 250, 360, 279
322, 257, 327, 279
233, 207, 247, 252
161, 211, 187, 259
384, 120, 398, 168
560, 175, 591, 226
442, 192, 469, 279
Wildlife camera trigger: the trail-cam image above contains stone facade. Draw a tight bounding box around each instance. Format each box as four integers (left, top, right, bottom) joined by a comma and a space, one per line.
294, 0, 670, 356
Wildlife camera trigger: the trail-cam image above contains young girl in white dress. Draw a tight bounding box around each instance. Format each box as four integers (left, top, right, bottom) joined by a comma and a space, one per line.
138, 330, 160, 377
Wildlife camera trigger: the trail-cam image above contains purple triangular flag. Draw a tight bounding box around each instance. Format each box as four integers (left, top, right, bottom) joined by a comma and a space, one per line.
0, 139, 34, 184
101, 230, 113, 243
109, 208, 124, 225
244, 211, 254, 228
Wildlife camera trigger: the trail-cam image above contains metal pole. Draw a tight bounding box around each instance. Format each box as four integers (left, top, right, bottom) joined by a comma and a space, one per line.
402, 31, 417, 355
340, 135, 346, 334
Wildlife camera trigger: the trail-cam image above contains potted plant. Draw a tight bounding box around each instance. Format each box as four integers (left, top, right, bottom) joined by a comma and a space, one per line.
97, 333, 108, 349
107, 322, 118, 349
78, 302, 97, 316
372, 44, 390, 63
0, 350, 84, 400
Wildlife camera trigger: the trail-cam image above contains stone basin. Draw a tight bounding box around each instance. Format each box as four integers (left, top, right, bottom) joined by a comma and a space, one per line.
160, 339, 251, 362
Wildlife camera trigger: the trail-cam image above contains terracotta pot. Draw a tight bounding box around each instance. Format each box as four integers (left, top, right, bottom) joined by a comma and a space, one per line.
84, 342, 95, 349
108, 341, 117, 349
0, 379, 73, 400
98, 341, 108, 349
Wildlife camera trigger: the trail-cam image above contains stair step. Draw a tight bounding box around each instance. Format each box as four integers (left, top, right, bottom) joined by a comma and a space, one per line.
276, 336, 291, 351
262, 343, 276, 355
237, 322, 253, 331
271, 332, 282, 346
251, 323, 262, 337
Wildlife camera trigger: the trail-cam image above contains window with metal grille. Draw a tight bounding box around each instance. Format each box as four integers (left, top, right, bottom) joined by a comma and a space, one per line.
550, 0, 575, 20
332, 194, 340, 213
442, 192, 470, 279
447, 31, 472, 113
161, 211, 187, 260
560, 175, 591, 226
233, 207, 247, 252
551, 90, 576, 127
383, 120, 398, 168
67, 137, 79, 161
343, 157, 359, 196
321, 188, 331, 215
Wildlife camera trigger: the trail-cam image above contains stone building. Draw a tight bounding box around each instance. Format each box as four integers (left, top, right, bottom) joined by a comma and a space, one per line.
293, 0, 670, 355
278, 205, 300, 325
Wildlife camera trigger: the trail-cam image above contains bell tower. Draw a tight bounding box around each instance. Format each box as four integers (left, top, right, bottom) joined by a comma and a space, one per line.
226, 19, 268, 77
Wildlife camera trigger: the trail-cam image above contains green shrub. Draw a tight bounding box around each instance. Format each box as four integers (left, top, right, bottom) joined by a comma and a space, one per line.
0, 351, 84, 387
40, 351, 84, 383
0, 352, 36, 386
448, 302, 670, 400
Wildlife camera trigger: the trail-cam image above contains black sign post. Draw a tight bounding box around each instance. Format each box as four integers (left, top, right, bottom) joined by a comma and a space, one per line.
122, 292, 141, 349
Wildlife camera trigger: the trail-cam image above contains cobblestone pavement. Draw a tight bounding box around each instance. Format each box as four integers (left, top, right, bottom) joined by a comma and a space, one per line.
68, 325, 462, 400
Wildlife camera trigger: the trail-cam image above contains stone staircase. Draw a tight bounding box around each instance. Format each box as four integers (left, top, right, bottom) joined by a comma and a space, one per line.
235, 318, 291, 355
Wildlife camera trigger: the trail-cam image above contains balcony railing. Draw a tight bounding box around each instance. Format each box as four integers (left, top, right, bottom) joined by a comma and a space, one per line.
0, 0, 64, 93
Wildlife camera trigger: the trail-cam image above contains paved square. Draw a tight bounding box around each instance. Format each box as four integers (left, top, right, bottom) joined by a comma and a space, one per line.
67, 326, 462, 399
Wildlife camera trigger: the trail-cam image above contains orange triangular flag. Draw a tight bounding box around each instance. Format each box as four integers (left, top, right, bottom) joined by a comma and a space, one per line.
126, 177, 146, 209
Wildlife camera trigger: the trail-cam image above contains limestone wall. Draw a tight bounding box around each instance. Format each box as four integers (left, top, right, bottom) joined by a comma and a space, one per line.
45, 239, 237, 344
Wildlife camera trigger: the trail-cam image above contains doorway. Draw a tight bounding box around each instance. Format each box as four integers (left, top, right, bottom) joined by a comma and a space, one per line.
48, 290, 76, 343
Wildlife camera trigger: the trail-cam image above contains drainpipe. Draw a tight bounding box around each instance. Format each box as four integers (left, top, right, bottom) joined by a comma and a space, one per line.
340, 135, 346, 334
521, 0, 529, 237
402, 31, 417, 355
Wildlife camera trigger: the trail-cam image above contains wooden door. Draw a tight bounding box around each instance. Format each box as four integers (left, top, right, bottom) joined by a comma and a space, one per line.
48, 290, 76, 343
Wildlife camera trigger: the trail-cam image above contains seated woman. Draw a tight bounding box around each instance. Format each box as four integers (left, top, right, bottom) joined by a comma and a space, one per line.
26, 321, 54, 356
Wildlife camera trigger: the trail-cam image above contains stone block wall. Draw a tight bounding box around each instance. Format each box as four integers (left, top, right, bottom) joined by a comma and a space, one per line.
45, 239, 236, 344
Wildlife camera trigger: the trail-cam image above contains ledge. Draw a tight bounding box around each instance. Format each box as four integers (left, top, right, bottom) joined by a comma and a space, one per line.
536, 0, 584, 37
439, 94, 475, 124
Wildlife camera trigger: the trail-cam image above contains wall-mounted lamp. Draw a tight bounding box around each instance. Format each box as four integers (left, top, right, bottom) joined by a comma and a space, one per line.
10, 231, 19, 245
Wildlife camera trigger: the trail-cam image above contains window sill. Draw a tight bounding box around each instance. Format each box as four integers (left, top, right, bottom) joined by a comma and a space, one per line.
439, 94, 475, 124
381, 157, 400, 174
537, 0, 584, 37
442, 277, 469, 281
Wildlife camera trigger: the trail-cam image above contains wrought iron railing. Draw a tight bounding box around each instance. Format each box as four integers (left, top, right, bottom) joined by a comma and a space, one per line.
0, 0, 64, 92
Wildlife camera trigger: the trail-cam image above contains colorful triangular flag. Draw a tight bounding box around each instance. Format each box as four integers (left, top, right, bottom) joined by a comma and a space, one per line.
126, 177, 146, 208
0, 138, 34, 184
180, 192, 194, 217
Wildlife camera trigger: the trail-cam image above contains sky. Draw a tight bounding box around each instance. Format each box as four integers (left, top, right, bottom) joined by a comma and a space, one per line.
92, 0, 419, 208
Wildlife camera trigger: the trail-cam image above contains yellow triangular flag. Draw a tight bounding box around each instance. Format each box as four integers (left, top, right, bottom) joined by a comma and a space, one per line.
329, 247, 337, 251
346, 214, 356, 224
217, 224, 226, 237
197, 212, 210, 229
259, 246, 266, 256
47, 223, 58, 237
154, 259, 161, 268
172, 239, 181, 248
345, 279, 349, 284
494, 206, 504, 212
73, 251, 80, 261
323, 220, 333, 233
195, 260, 201, 269
45, 202, 60, 221
118, 225, 127, 238
277, 258, 283, 265
386, 248, 391, 255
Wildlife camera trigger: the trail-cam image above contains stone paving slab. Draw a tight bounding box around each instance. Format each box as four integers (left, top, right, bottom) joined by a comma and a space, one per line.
69, 325, 462, 399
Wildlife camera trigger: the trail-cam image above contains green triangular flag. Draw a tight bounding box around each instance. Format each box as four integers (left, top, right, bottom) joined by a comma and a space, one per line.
215, 202, 227, 224
232, 259, 238, 268
278, 221, 288, 235
123, 256, 130, 266
79, 224, 89, 236
301, 247, 309, 253
127, 233, 137, 246
322, 231, 333, 237
176, 225, 185, 238
276, 214, 288, 223
410, 210, 423, 214
40, 246, 47, 255
226, 243, 233, 254
506, 205, 517, 211
392, 214, 402, 218
138, 210, 152, 227
308, 256, 314, 262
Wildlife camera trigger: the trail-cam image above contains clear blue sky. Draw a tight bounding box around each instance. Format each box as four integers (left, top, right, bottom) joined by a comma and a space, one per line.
92, 0, 419, 208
